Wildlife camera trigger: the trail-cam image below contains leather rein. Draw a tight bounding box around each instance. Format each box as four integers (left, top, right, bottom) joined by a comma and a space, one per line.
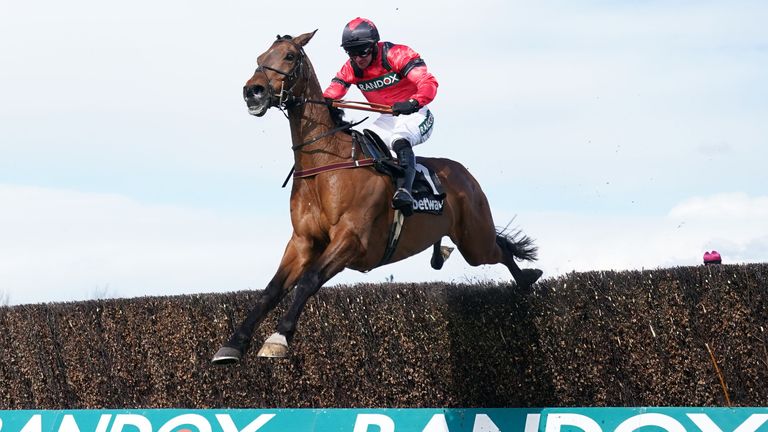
255, 37, 379, 188
282, 117, 374, 188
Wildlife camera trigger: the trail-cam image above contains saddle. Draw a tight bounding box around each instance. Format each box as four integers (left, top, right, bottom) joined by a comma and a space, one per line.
352, 129, 446, 215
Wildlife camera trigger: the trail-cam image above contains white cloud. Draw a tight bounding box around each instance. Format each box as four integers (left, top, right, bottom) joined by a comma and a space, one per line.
0, 184, 523, 304
669, 192, 768, 220
0, 184, 290, 305
1, 185, 765, 305
517, 193, 768, 275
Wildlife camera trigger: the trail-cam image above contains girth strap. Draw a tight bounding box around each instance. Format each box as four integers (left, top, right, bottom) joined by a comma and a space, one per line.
377, 209, 405, 267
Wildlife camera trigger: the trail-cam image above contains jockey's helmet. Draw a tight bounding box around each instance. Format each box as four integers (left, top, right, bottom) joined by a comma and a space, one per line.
341, 17, 380, 50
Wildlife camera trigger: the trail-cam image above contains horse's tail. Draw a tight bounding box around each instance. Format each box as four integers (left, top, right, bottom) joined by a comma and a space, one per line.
495, 227, 538, 262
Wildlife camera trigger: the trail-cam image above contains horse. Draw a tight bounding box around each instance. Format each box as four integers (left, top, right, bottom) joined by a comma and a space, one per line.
212, 30, 542, 364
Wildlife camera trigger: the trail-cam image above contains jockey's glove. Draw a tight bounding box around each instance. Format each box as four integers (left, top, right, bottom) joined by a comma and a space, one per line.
392, 99, 420, 116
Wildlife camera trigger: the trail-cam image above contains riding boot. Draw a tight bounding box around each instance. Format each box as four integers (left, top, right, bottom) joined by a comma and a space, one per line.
392, 138, 416, 217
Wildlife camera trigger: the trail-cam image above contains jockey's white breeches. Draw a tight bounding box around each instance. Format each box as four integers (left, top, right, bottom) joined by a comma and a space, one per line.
365, 106, 434, 149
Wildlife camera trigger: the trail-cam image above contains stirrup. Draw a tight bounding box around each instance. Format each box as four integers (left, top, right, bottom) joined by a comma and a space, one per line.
392, 188, 415, 216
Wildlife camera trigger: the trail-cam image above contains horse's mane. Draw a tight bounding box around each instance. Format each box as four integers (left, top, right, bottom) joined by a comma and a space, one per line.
329, 106, 351, 129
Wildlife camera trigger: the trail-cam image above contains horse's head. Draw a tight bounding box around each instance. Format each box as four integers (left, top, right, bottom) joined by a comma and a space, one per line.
243, 30, 317, 117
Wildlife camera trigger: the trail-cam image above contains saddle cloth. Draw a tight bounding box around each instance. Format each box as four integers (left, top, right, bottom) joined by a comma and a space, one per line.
410, 163, 446, 215
352, 129, 446, 215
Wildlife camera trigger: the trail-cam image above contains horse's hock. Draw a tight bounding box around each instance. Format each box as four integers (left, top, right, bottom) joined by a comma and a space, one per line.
1, 263, 767, 408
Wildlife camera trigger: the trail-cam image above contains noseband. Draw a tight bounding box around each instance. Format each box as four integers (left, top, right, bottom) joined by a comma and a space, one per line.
246, 36, 307, 116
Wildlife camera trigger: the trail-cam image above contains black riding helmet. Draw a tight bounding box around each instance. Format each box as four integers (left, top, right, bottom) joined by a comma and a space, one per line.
341, 17, 380, 52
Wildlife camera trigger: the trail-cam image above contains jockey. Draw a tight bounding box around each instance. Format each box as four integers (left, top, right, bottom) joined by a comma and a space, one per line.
323, 17, 438, 217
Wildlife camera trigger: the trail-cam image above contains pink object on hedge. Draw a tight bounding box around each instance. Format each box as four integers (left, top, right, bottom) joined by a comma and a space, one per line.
703, 250, 722, 264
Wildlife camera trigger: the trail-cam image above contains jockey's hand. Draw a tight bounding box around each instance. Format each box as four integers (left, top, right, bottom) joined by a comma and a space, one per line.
324, 97, 335, 107
391, 99, 420, 116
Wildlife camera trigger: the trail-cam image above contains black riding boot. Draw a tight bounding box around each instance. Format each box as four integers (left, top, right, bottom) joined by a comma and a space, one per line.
392, 139, 416, 217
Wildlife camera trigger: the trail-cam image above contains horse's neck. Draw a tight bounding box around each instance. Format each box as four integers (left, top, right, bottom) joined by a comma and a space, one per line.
287, 62, 350, 171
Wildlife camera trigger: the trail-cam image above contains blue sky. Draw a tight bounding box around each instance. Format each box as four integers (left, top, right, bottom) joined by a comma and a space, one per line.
1, 1, 767, 305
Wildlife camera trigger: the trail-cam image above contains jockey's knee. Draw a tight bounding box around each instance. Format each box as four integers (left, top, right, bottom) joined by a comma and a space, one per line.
392, 138, 412, 152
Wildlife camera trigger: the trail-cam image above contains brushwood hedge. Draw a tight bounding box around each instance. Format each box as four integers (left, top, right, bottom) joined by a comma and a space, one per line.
1, 263, 766, 408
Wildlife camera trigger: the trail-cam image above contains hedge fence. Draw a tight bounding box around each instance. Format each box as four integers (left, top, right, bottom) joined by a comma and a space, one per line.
1, 263, 766, 408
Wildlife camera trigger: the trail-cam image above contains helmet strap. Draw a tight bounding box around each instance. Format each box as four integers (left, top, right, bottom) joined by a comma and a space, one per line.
351, 60, 364, 78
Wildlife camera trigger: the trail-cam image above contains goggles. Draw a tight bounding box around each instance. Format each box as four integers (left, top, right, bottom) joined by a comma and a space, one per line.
346, 45, 373, 58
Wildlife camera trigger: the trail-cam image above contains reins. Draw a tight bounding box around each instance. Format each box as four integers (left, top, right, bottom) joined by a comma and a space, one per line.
332, 100, 392, 114
253, 38, 393, 119
281, 117, 369, 188
290, 117, 367, 151
299, 98, 393, 114
254, 36, 393, 187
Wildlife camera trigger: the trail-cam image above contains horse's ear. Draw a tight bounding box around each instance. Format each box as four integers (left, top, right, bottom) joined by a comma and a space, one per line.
293, 30, 318, 47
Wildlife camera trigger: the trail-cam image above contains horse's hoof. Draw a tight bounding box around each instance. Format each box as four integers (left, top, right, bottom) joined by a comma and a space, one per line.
524, 268, 543, 285
519, 268, 544, 290
257, 343, 289, 358
514, 268, 543, 293
211, 346, 242, 365
431, 246, 454, 270
257, 332, 289, 358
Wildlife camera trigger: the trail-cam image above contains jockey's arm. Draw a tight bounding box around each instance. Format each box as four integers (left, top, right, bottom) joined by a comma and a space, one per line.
389, 44, 438, 107
323, 76, 350, 101
403, 65, 438, 108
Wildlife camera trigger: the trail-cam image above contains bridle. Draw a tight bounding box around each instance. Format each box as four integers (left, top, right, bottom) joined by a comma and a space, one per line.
247, 35, 370, 186
247, 36, 363, 145
245, 36, 308, 118
243, 35, 374, 187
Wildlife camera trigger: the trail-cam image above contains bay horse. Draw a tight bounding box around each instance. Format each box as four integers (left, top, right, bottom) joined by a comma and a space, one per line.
212, 30, 542, 364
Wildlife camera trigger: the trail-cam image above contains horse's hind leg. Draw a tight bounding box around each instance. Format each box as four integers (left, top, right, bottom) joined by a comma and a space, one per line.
453, 226, 541, 289
449, 189, 542, 289
495, 231, 543, 289
430, 240, 454, 270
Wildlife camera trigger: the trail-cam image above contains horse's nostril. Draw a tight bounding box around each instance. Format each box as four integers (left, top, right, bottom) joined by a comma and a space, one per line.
244, 85, 265, 100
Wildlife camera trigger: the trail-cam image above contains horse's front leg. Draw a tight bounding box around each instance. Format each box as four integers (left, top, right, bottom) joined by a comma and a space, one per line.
257, 233, 362, 358
211, 236, 311, 365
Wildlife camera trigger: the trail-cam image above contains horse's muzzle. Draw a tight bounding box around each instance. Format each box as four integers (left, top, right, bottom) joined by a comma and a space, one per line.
243, 85, 270, 117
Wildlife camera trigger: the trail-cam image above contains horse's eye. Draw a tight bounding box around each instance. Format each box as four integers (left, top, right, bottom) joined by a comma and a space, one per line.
285, 53, 296, 62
